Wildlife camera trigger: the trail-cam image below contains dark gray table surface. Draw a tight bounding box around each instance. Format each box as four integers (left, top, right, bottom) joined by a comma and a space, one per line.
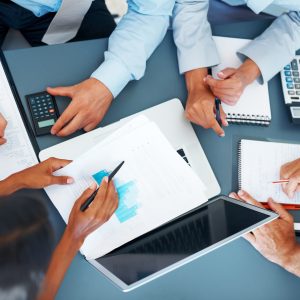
4, 20, 300, 300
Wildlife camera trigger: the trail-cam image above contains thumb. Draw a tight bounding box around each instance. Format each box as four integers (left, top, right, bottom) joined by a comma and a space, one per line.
47, 86, 74, 98
0, 137, 6, 145
218, 68, 236, 79
267, 198, 294, 223
74, 182, 98, 209
50, 175, 74, 185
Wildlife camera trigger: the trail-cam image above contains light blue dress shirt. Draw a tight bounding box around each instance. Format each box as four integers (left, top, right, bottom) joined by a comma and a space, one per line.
222, 0, 300, 83
11, 0, 61, 17
12, 0, 219, 97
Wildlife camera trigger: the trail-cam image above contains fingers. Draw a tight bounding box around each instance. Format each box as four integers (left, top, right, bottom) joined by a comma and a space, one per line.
0, 113, 7, 138
243, 232, 256, 245
92, 177, 109, 207
101, 181, 119, 216
74, 182, 98, 209
55, 113, 84, 137
229, 192, 240, 200
237, 190, 265, 209
220, 106, 228, 127
204, 75, 233, 90
280, 158, 300, 180
48, 157, 72, 171
50, 175, 74, 185
0, 137, 6, 145
267, 198, 294, 223
211, 118, 225, 137
47, 86, 74, 98
51, 103, 77, 135
217, 68, 236, 79
283, 177, 300, 199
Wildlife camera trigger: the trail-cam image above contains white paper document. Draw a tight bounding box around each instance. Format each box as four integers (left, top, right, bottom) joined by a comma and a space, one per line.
44, 116, 207, 259
239, 139, 300, 205
0, 60, 38, 180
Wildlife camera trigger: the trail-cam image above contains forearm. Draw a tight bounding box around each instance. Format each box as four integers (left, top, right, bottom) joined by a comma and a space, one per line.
91, 1, 172, 97
238, 11, 300, 83
282, 244, 300, 277
172, 0, 219, 74
38, 229, 82, 299
0, 173, 24, 196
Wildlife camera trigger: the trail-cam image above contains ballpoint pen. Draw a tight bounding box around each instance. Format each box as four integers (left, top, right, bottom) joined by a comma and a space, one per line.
80, 161, 125, 212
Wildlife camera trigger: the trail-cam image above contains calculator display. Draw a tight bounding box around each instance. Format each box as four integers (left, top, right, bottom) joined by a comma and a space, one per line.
38, 119, 55, 128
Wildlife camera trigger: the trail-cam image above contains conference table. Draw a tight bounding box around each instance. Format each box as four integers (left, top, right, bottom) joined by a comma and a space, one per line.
4, 19, 300, 300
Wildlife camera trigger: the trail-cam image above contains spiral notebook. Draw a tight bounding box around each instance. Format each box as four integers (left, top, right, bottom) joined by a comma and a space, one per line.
238, 139, 300, 205
212, 36, 271, 126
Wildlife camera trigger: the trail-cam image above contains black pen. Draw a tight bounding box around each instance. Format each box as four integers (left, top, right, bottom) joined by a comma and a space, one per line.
80, 161, 125, 212
215, 98, 222, 127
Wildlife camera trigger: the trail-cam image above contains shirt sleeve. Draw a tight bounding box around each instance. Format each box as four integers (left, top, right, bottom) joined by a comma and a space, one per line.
172, 0, 220, 74
237, 11, 300, 84
91, 0, 174, 98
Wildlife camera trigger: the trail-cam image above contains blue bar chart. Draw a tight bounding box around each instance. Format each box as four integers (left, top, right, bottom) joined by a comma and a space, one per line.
92, 169, 139, 223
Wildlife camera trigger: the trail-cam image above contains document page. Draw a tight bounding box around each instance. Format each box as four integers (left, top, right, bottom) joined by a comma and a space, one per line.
240, 140, 300, 204
0, 60, 38, 180
45, 117, 207, 259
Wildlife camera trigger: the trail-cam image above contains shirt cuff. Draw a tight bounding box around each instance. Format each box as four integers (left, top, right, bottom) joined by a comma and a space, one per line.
177, 39, 220, 74
91, 58, 133, 98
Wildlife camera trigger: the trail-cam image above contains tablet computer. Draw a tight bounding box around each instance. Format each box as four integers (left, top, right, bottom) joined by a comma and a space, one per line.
89, 195, 278, 292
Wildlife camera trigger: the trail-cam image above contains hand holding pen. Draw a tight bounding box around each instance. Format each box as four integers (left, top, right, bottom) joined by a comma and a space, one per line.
80, 161, 124, 211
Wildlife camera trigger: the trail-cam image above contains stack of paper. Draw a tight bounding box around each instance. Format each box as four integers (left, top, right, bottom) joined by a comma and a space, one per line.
45, 116, 208, 259
0, 60, 38, 180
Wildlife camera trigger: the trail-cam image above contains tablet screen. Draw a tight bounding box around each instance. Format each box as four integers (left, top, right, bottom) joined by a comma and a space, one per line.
94, 197, 275, 287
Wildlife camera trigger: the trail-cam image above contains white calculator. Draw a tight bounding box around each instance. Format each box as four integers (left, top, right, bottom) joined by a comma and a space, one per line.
280, 55, 300, 124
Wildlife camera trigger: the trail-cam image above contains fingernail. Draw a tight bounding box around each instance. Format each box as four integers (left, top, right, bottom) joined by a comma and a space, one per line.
89, 182, 97, 190
229, 193, 235, 198
220, 133, 225, 137
218, 72, 224, 77
51, 129, 56, 135
104, 177, 108, 183
238, 190, 244, 196
67, 178, 74, 184
224, 120, 229, 127
203, 77, 207, 82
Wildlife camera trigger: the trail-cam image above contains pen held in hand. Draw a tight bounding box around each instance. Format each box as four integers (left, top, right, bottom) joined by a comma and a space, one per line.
80, 161, 125, 212
215, 98, 222, 128
271, 179, 289, 184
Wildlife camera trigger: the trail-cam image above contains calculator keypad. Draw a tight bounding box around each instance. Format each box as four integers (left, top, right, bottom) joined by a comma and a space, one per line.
283, 58, 300, 102
30, 93, 56, 120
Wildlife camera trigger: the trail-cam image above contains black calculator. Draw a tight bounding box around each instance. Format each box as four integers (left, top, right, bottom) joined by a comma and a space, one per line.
26, 91, 60, 136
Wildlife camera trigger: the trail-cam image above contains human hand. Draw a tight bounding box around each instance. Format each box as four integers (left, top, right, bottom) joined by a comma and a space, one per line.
205, 59, 261, 105
185, 69, 227, 137
229, 190, 300, 275
280, 158, 300, 199
48, 78, 113, 137
66, 178, 118, 244
0, 112, 7, 145
15, 157, 73, 189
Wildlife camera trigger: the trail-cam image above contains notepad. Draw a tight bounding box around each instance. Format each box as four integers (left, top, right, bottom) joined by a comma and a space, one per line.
45, 116, 207, 259
239, 139, 300, 205
212, 36, 271, 126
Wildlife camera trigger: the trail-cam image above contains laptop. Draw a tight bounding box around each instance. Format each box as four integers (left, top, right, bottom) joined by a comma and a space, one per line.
39, 98, 220, 199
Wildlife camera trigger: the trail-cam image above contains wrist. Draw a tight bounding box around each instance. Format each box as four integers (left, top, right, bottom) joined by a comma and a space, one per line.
237, 59, 261, 86
0, 174, 24, 196
185, 68, 209, 93
280, 244, 300, 276
64, 226, 84, 251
